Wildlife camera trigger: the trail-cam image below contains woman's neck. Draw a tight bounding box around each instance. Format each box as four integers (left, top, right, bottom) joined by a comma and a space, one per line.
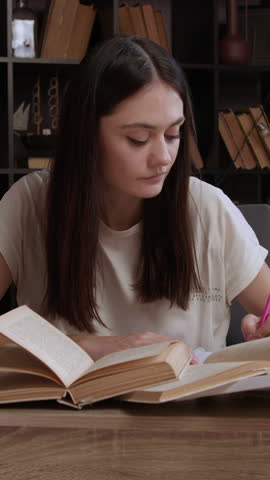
100, 192, 143, 231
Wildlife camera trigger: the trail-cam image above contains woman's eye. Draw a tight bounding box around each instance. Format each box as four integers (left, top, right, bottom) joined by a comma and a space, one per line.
127, 137, 148, 146
165, 134, 180, 142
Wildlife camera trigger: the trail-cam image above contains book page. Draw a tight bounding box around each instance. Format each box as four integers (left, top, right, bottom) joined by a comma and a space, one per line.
176, 374, 270, 402
83, 341, 174, 375
136, 362, 252, 392
122, 361, 270, 403
0, 306, 92, 387
0, 345, 62, 384
0, 372, 65, 404
206, 336, 270, 364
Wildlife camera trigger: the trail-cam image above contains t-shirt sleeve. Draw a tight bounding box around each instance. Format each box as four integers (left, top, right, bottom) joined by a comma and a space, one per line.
215, 189, 268, 304
0, 179, 27, 284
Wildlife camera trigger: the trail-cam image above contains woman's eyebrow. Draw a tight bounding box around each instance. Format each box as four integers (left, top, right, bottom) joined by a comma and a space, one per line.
119, 117, 185, 130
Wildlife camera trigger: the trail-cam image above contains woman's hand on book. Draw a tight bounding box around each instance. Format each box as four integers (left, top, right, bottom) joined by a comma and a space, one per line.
70, 332, 197, 363
241, 314, 270, 341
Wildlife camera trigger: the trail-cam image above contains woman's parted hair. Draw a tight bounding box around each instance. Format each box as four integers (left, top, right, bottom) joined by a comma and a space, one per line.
46, 35, 201, 332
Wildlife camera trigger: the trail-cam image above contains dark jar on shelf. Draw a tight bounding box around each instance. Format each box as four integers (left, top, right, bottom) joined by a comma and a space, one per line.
12, 0, 38, 58
219, 0, 249, 65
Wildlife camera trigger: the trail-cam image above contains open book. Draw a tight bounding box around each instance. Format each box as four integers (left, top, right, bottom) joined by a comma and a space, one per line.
120, 338, 270, 404
0, 306, 191, 408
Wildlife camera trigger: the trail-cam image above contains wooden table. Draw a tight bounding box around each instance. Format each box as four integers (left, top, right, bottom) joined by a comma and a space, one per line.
1, 392, 270, 480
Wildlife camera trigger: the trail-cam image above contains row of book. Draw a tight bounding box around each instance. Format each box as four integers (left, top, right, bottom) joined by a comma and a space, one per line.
40, 1, 169, 60
118, 3, 170, 51
219, 105, 270, 169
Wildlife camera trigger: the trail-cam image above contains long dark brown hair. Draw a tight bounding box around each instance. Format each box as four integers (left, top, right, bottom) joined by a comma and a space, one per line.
46, 35, 201, 332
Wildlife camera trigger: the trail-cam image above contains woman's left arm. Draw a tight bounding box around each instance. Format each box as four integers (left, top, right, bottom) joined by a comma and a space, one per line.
235, 263, 270, 340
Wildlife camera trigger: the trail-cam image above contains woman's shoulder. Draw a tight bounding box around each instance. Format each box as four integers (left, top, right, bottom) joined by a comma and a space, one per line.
188, 176, 243, 234
188, 176, 236, 214
4, 169, 50, 202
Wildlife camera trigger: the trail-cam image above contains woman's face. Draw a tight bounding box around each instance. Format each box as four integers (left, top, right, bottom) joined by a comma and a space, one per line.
98, 79, 184, 202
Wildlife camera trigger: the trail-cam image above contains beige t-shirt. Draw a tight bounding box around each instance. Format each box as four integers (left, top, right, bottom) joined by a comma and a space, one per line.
0, 170, 267, 351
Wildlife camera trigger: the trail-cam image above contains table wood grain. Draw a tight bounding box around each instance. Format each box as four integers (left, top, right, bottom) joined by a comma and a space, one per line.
1, 392, 270, 480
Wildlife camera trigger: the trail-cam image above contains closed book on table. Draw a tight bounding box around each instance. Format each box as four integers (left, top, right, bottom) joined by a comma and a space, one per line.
237, 112, 270, 169
65, 3, 96, 59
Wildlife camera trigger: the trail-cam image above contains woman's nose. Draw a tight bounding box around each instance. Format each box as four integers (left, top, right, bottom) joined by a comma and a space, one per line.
149, 138, 171, 166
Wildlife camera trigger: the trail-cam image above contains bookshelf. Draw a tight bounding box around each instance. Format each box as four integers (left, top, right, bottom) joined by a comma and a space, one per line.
1, 0, 269, 203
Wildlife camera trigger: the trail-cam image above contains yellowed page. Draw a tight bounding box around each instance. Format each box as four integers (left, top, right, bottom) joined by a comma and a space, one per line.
0, 306, 92, 387
121, 361, 270, 403
85, 341, 175, 373
206, 336, 270, 364
0, 372, 65, 404
0, 345, 62, 384
176, 374, 270, 401
139, 362, 265, 391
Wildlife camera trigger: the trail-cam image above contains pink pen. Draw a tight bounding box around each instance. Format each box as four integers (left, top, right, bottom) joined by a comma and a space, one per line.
257, 294, 270, 329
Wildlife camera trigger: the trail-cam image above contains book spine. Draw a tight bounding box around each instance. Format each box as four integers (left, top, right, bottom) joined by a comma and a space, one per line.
154, 10, 170, 51
237, 112, 270, 169
218, 112, 245, 169
119, 4, 134, 35
129, 5, 148, 37
141, 4, 160, 45
41, 0, 67, 58
65, 4, 96, 59
223, 111, 258, 169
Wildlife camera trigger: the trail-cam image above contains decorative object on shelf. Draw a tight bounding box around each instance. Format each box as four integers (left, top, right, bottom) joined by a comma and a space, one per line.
31, 75, 43, 136
48, 75, 60, 131
219, 0, 249, 65
13, 101, 31, 132
12, 0, 38, 58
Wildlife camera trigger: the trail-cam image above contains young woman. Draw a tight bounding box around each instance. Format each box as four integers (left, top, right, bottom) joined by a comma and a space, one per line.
0, 35, 269, 360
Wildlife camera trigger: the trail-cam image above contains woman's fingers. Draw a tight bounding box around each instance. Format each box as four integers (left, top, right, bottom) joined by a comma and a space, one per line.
241, 314, 270, 341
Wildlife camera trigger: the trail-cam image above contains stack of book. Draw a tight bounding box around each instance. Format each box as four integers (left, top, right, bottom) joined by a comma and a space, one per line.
40, 0, 97, 60
218, 105, 270, 169
118, 3, 170, 51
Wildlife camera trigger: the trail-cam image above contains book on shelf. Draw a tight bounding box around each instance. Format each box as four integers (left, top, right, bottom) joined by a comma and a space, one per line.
119, 4, 169, 50
65, 2, 97, 59
119, 4, 134, 35
154, 10, 170, 51
218, 111, 257, 169
129, 4, 148, 38
249, 105, 270, 160
27, 157, 52, 169
0, 306, 190, 409
41, 0, 96, 59
237, 112, 270, 169
2, 306, 270, 408
141, 4, 160, 45
41, 0, 71, 58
